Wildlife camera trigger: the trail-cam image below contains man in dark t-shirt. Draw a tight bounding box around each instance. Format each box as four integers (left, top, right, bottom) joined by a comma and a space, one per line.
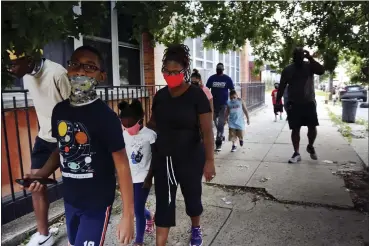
206, 63, 235, 151
22, 46, 134, 245
276, 47, 325, 163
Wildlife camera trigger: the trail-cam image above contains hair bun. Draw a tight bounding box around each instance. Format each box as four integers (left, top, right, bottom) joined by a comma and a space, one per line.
130, 99, 143, 110
193, 68, 199, 74
118, 101, 129, 111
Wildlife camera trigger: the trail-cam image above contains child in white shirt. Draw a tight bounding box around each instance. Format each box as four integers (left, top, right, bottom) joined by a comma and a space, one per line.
118, 99, 156, 246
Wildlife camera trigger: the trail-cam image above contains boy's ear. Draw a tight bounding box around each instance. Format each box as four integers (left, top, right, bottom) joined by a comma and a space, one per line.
99, 71, 107, 82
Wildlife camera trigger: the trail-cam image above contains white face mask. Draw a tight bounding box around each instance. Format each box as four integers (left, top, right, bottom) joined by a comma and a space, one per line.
69, 76, 98, 105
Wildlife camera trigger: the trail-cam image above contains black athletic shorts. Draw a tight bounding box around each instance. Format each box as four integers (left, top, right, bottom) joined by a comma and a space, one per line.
287, 101, 319, 130
31, 136, 57, 169
152, 142, 205, 227
273, 104, 284, 114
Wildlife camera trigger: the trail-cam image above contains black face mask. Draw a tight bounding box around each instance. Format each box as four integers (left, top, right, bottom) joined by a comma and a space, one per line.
192, 82, 199, 86
216, 69, 223, 75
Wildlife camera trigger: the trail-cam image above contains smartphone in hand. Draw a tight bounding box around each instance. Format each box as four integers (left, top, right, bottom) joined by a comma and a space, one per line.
15, 178, 57, 188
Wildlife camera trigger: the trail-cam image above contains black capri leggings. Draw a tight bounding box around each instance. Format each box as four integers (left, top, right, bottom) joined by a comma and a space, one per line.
152, 143, 205, 227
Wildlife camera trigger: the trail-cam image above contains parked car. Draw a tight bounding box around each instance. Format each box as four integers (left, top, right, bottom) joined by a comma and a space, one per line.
339, 85, 367, 102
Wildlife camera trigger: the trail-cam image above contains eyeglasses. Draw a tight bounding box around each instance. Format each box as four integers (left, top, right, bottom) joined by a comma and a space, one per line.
162, 68, 185, 76
67, 61, 101, 73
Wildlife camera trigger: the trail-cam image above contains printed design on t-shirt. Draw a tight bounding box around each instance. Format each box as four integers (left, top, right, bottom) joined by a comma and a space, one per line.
212, 82, 227, 88
130, 146, 143, 164
229, 102, 240, 121
57, 120, 95, 178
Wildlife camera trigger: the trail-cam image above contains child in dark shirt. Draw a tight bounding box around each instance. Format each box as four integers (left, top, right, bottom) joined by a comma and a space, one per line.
271, 83, 284, 122
21, 46, 135, 246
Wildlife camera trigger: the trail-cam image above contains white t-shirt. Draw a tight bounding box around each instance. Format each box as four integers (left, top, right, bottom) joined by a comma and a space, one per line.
23, 59, 71, 142
123, 127, 157, 183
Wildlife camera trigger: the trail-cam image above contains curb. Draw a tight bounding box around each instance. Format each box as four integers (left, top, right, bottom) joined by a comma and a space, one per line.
2, 212, 65, 246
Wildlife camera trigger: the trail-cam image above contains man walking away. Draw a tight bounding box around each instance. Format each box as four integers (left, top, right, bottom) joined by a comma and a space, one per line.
276, 47, 325, 163
206, 63, 235, 151
8, 49, 71, 246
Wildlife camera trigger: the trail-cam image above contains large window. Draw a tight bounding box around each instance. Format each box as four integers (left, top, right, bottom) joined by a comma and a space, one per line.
206, 49, 213, 61
195, 38, 204, 59
184, 38, 193, 58
83, 38, 113, 86
119, 47, 140, 85
219, 53, 224, 64
236, 52, 240, 83
117, 13, 138, 45
43, 38, 74, 68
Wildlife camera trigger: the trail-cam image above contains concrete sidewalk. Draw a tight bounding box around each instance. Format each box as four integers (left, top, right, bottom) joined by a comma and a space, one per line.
7, 98, 369, 246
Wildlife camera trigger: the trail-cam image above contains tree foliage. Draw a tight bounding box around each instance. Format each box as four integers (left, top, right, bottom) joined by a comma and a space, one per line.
2, 1, 368, 88
1, 1, 109, 88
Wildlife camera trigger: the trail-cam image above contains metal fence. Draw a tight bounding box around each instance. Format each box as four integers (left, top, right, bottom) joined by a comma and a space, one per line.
1, 82, 264, 224
237, 82, 266, 111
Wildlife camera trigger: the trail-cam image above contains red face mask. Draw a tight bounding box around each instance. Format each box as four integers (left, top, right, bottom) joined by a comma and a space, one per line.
124, 121, 141, 136
163, 73, 184, 88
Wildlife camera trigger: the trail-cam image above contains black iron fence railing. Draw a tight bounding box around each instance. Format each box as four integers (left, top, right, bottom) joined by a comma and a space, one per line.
1, 83, 264, 224
240, 82, 266, 111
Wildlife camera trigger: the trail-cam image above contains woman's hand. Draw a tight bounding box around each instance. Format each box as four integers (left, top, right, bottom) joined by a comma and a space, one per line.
143, 175, 153, 189
203, 159, 216, 182
116, 215, 134, 245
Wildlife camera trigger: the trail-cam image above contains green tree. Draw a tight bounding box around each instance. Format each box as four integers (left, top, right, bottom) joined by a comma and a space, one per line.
1, 1, 109, 88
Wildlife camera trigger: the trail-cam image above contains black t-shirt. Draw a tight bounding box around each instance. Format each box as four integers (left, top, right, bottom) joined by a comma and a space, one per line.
51, 99, 125, 209
281, 61, 324, 103
152, 85, 211, 156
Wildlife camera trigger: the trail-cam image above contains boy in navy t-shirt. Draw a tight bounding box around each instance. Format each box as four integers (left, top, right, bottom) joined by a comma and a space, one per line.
206, 63, 235, 151
22, 46, 134, 246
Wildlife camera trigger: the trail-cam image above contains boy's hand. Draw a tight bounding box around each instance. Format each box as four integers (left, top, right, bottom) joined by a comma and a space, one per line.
20, 174, 45, 192
116, 215, 134, 245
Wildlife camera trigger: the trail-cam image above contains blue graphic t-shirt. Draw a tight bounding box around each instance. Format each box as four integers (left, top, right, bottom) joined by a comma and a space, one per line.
227, 98, 245, 130
51, 99, 125, 209
206, 74, 234, 109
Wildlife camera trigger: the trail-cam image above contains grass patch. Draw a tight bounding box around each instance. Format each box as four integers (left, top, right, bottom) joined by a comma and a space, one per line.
327, 107, 353, 143
315, 90, 328, 97
355, 118, 369, 131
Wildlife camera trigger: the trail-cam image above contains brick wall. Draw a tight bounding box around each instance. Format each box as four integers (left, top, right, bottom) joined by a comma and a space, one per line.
249, 61, 262, 82
142, 33, 155, 86
240, 43, 250, 101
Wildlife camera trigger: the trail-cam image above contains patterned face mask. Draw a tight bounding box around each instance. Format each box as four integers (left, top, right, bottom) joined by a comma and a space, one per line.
69, 76, 98, 105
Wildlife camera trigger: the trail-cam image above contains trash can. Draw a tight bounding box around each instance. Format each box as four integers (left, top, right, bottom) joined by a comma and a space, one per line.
341, 99, 358, 123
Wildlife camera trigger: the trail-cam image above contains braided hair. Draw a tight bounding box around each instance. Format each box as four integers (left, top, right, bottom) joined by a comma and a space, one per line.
162, 44, 192, 83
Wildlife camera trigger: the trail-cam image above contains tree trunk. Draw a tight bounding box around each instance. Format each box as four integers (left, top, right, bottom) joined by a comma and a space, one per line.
328, 72, 334, 100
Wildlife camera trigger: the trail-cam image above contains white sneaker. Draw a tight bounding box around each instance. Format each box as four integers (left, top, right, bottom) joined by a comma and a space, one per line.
288, 153, 301, 163
26, 232, 55, 246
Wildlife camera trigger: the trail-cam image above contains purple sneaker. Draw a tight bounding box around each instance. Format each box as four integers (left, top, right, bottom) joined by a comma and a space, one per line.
189, 226, 203, 246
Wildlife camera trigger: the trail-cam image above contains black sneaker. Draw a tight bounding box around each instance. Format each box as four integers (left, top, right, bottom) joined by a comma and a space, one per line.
231, 145, 237, 152
288, 152, 301, 163
215, 140, 222, 152
239, 140, 244, 147
306, 145, 318, 160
